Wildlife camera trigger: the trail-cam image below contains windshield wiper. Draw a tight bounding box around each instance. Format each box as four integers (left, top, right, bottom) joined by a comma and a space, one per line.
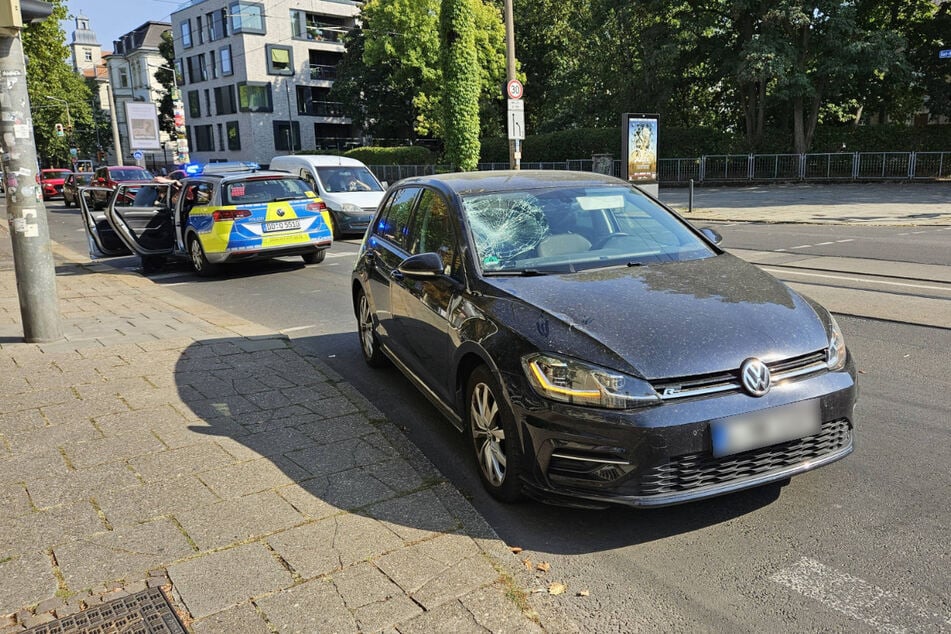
483, 269, 549, 277
270, 196, 301, 202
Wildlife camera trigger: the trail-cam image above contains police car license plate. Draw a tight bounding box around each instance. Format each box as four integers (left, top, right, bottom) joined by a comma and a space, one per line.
710, 400, 820, 458
264, 220, 300, 232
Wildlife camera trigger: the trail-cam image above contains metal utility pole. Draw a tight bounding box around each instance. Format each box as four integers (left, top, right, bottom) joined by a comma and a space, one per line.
0, 0, 63, 342
504, 0, 522, 170
106, 79, 123, 165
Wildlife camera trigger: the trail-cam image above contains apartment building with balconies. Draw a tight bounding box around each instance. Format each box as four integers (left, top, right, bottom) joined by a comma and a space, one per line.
171, 0, 361, 165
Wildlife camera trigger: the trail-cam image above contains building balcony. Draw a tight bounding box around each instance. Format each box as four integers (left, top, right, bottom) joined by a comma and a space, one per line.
310, 64, 337, 81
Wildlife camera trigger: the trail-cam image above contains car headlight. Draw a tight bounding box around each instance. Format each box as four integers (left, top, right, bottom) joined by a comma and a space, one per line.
827, 316, 847, 371
522, 353, 661, 409
340, 203, 363, 214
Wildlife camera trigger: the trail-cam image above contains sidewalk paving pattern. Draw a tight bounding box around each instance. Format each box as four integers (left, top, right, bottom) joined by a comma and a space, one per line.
0, 229, 567, 633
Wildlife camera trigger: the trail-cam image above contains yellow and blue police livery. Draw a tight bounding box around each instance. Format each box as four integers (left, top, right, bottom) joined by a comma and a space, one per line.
174, 163, 333, 275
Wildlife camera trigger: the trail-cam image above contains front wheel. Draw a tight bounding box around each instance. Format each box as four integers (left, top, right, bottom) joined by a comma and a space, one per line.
356, 289, 387, 368
188, 236, 220, 277
467, 366, 523, 503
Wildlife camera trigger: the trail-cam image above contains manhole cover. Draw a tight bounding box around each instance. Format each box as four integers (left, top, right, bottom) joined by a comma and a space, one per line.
26, 587, 185, 634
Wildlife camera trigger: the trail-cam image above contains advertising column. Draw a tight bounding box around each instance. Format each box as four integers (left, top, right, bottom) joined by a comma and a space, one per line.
621, 113, 659, 197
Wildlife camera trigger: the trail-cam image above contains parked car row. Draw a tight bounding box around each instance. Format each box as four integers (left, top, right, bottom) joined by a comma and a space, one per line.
73, 160, 857, 510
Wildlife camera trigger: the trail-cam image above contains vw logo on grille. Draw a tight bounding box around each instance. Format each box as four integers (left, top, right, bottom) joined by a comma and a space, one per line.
276, 209, 286, 217
740, 358, 771, 396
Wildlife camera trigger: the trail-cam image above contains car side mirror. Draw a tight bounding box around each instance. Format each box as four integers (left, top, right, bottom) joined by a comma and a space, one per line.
380, 181, 389, 189
397, 252, 444, 278
699, 227, 723, 245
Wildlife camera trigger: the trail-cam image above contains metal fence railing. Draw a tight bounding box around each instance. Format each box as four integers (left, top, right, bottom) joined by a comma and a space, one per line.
368, 151, 951, 185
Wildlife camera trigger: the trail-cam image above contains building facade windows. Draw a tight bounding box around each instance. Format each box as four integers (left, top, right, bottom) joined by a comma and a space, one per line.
214, 85, 237, 115
226, 121, 240, 150
83, 48, 92, 62
181, 19, 192, 48
229, 1, 265, 35
194, 124, 214, 151
237, 82, 272, 112
220, 46, 233, 76
273, 121, 301, 151
188, 90, 200, 118
196, 16, 203, 44
266, 45, 293, 76
290, 10, 347, 43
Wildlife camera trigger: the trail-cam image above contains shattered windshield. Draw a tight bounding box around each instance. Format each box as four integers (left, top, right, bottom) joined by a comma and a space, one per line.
462, 185, 715, 273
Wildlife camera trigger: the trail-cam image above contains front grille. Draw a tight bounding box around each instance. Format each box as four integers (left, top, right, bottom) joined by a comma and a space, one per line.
640, 418, 851, 496
652, 350, 828, 400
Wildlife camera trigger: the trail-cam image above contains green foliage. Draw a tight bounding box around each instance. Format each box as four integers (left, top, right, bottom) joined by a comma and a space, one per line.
22, 0, 95, 167
351, 0, 506, 145
440, 0, 481, 170
343, 145, 436, 165
155, 31, 177, 138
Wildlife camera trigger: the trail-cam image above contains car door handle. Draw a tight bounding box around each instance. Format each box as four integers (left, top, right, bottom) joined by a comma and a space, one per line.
390, 268, 404, 281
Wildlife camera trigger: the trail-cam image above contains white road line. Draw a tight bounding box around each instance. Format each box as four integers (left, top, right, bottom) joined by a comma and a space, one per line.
281, 325, 317, 333
762, 268, 951, 292
770, 557, 951, 632
814, 241, 835, 246
325, 252, 357, 259
836, 239, 855, 243
790, 244, 813, 249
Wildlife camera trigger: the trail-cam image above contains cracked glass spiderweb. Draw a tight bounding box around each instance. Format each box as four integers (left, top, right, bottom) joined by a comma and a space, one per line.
465, 196, 549, 264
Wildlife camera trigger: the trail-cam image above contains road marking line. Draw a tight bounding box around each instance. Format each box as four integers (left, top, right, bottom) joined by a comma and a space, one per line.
836, 239, 855, 243
281, 325, 317, 333
790, 245, 813, 249
762, 268, 951, 292
325, 252, 357, 259
815, 241, 835, 246
770, 557, 951, 632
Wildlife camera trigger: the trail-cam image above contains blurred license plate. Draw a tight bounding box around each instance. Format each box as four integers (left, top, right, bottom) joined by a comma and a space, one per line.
264, 220, 300, 232
711, 400, 820, 458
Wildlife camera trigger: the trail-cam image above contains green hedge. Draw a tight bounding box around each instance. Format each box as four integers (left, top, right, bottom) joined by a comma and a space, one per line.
343, 146, 436, 165
479, 124, 951, 162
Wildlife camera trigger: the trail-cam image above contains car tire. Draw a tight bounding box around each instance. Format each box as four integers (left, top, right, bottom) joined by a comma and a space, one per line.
302, 249, 325, 264
328, 212, 340, 240
356, 289, 387, 368
141, 255, 164, 274
188, 236, 220, 277
466, 365, 524, 503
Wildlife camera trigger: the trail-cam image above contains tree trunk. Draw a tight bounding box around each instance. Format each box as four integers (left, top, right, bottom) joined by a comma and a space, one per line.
804, 90, 822, 151
793, 96, 806, 155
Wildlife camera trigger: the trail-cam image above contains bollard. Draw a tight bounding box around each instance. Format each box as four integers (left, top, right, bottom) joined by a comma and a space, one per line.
688, 178, 694, 213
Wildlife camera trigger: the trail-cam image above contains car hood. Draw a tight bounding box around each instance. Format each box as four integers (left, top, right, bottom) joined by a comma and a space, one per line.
483, 253, 830, 379
321, 191, 385, 210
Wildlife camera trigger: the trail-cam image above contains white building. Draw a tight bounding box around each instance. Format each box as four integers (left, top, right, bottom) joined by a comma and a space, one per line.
170, 0, 360, 165
105, 21, 173, 166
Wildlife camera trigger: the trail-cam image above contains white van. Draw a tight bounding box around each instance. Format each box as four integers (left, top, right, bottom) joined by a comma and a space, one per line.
269, 155, 386, 237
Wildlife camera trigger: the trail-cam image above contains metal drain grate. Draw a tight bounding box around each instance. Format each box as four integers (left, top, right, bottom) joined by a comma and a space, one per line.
26, 587, 185, 634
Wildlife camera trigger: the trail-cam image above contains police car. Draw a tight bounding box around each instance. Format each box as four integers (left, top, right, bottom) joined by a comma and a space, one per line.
78, 162, 333, 276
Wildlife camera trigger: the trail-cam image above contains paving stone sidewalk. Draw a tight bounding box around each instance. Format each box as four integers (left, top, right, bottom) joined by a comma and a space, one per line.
0, 227, 570, 633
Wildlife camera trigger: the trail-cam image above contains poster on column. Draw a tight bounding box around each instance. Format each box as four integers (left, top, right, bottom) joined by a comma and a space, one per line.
125, 102, 161, 150
621, 113, 658, 184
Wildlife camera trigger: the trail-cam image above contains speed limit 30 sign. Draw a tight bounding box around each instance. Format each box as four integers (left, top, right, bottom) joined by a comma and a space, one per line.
505, 79, 524, 100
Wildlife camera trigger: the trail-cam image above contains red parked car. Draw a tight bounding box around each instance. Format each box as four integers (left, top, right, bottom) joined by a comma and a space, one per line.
40, 168, 73, 201
90, 165, 154, 209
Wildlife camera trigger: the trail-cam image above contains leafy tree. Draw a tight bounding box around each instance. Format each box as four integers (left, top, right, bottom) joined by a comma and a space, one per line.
22, 0, 94, 167
330, 27, 418, 142
154, 30, 177, 138
440, 0, 481, 169
354, 0, 506, 144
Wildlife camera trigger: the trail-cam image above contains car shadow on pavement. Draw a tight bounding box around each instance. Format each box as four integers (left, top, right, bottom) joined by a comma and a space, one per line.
171, 333, 783, 556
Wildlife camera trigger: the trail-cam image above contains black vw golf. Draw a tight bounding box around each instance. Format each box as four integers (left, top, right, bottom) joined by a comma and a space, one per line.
352, 171, 856, 508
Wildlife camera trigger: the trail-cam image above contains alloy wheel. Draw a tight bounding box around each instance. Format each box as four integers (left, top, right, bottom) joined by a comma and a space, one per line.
470, 382, 506, 486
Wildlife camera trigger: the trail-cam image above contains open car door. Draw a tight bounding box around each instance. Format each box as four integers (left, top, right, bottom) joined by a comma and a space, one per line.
102, 183, 175, 258
78, 186, 132, 258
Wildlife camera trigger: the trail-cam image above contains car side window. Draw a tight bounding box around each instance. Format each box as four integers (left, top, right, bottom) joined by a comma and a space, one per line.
376, 187, 420, 250
407, 189, 460, 279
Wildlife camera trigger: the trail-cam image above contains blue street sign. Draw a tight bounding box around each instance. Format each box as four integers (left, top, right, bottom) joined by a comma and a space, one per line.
940, 49, 951, 59
132, 150, 144, 161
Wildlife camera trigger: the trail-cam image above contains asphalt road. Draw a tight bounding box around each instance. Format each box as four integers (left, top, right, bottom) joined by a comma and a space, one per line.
38, 200, 951, 632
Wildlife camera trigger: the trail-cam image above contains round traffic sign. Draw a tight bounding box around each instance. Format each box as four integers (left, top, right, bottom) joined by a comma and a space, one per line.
132, 150, 144, 161
506, 79, 524, 100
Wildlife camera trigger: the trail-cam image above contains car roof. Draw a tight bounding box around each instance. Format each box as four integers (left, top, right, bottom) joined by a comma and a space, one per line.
270, 155, 367, 168
394, 170, 630, 197
186, 169, 301, 184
